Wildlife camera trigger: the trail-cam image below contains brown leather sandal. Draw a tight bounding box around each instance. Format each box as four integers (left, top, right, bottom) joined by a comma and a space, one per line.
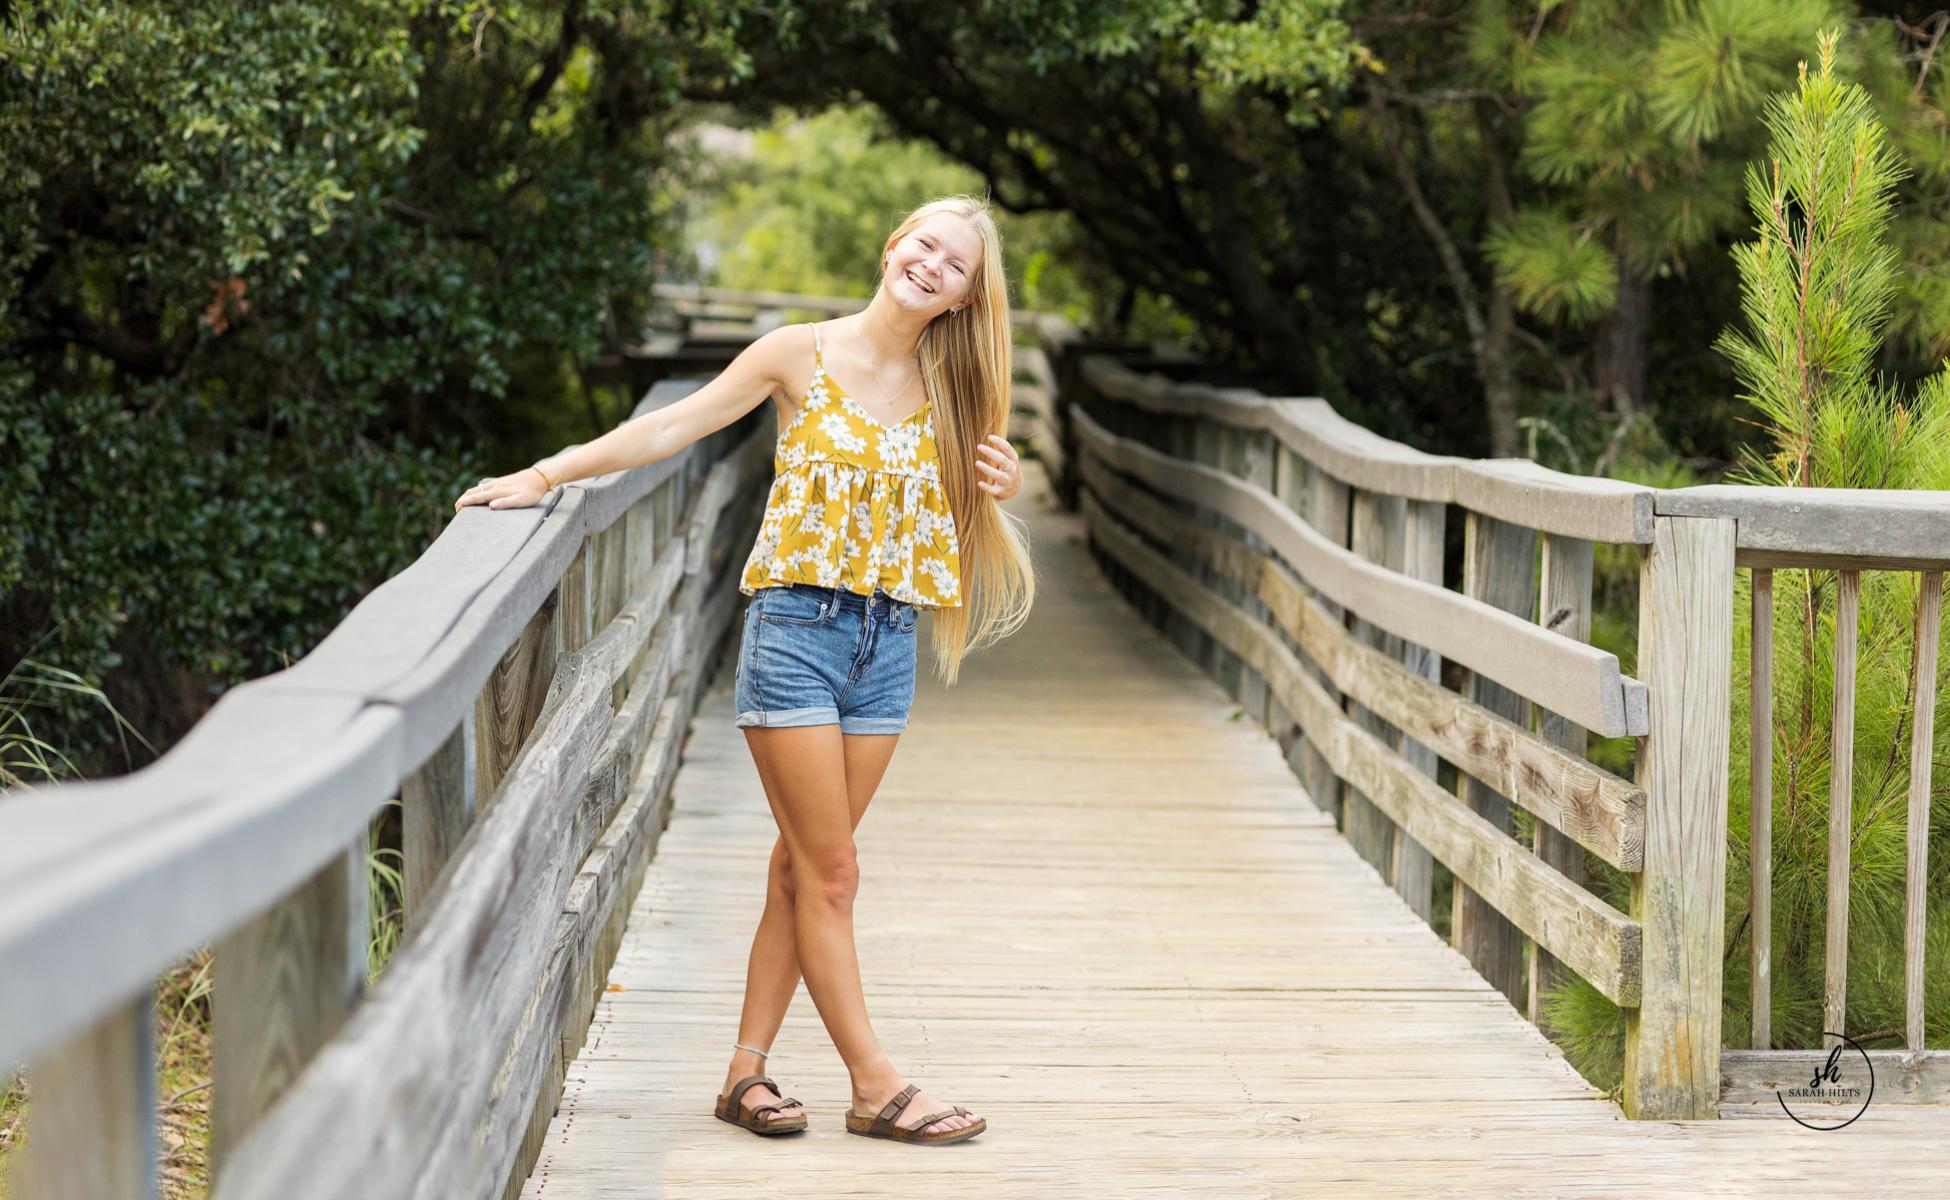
714, 1074, 807, 1136
845, 1083, 987, 1145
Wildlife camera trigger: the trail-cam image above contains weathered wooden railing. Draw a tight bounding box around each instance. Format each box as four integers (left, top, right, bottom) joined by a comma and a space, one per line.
1022, 347, 1949, 1119
0, 380, 774, 1198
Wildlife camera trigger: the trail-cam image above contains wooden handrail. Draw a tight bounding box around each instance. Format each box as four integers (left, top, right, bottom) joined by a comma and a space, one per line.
1078, 355, 1657, 542
1070, 404, 1648, 737
2, 378, 775, 1199
0, 384, 710, 1072
651, 283, 1082, 343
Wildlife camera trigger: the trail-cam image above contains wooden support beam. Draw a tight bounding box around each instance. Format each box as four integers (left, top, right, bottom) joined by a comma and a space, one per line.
473, 594, 559, 809
1721, 1048, 1950, 1105
1306, 466, 1349, 823
558, 542, 592, 657
1750, 568, 1774, 1050
1396, 499, 1444, 924
402, 721, 472, 929
1625, 515, 1737, 1120
1455, 512, 1536, 1010
212, 845, 367, 1176
19, 992, 156, 1200
1825, 569, 1859, 1047
1907, 571, 1942, 1051
1531, 532, 1594, 1028
589, 520, 629, 635
1345, 489, 1405, 885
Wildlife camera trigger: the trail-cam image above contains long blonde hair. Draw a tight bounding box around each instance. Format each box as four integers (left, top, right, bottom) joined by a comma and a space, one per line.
880, 196, 1034, 682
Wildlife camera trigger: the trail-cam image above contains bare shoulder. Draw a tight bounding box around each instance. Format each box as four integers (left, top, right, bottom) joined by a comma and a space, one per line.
743, 323, 817, 378
729, 321, 822, 408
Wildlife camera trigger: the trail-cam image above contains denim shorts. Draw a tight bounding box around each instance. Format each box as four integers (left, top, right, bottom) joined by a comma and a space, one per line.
733, 584, 919, 734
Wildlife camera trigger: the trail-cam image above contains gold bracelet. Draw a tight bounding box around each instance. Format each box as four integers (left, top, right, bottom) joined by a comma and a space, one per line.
531, 464, 559, 491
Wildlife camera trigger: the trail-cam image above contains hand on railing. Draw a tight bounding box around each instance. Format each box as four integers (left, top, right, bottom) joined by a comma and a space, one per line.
456, 467, 555, 512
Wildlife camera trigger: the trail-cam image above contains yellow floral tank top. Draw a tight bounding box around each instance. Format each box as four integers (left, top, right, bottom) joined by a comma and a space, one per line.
739, 325, 962, 608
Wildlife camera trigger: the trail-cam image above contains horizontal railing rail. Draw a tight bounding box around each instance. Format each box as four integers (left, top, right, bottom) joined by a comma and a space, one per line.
1033, 345, 1950, 1121
1, 379, 774, 1198
1072, 406, 1647, 738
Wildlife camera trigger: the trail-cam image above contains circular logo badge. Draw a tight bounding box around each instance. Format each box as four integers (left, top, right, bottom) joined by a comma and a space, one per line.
1777, 1033, 1875, 1130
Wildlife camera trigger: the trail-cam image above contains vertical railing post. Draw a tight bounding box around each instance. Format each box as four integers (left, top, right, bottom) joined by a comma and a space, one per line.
1531, 532, 1594, 1027
1455, 512, 1536, 1009
1624, 514, 1736, 1120
559, 541, 593, 657
402, 720, 473, 928
1392, 499, 1443, 924
1187, 417, 1223, 680
1346, 489, 1406, 885
1269, 446, 1306, 769
1823, 569, 1859, 1047
1234, 429, 1278, 728
211, 844, 367, 1175
20, 992, 156, 1200
474, 592, 560, 806
1906, 571, 1942, 1051
1302, 464, 1350, 822
1749, 567, 1774, 1050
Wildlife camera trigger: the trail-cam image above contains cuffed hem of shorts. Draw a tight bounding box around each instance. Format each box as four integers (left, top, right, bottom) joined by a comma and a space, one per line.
735, 705, 840, 729
838, 716, 908, 735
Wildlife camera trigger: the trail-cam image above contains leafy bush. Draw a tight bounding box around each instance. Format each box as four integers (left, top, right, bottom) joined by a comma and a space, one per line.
1, 1, 741, 769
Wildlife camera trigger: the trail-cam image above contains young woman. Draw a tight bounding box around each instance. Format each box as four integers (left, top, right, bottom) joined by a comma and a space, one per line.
456, 196, 1034, 1145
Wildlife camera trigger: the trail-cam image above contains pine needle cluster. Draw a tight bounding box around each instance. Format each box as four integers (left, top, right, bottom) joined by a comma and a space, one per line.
1483, 0, 1841, 326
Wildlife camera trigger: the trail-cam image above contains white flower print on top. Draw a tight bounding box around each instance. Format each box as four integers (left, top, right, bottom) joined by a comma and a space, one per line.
818, 411, 868, 457
876, 422, 922, 471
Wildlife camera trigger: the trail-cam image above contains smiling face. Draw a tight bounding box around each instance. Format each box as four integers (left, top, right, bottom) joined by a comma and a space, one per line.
881, 211, 985, 318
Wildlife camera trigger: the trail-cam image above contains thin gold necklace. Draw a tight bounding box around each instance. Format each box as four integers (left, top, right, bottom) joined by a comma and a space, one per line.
866, 348, 918, 406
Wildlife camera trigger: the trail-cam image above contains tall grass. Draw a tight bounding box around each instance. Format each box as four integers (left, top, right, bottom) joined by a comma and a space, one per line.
0, 656, 151, 790
368, 799, 406, 977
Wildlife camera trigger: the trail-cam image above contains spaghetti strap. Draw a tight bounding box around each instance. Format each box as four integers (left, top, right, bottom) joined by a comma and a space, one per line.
812, 322, 823, 366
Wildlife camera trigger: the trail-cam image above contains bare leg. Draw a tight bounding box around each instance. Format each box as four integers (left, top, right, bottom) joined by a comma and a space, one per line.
723, 725, 978, 1134
721, 732, 897, 1124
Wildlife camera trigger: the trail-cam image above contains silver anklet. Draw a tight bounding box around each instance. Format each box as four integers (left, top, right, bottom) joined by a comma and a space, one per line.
733, 1042, 769, 1058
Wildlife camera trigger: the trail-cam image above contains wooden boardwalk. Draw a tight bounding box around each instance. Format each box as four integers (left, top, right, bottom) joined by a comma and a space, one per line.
521, 471, 1950, 1199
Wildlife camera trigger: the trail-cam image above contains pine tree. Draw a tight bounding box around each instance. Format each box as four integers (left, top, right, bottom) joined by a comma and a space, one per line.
1718, 31, 1950, 1052
1546, 33, 1950, 1087
1481, 0, 1841, 418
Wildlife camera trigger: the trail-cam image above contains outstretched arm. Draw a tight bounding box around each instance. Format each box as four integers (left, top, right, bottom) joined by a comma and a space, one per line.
455, 325, 810, 512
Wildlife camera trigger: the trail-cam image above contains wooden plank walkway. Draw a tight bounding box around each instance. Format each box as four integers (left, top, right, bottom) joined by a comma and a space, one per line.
521, 470, 1950, 1198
